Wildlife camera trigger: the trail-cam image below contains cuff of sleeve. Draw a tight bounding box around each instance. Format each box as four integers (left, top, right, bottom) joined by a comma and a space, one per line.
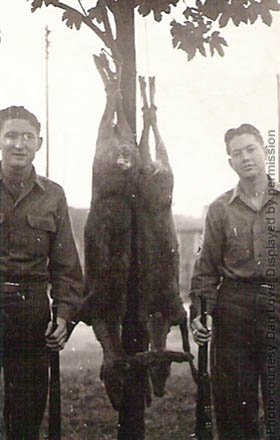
190, 296, 215, 322
57, 304, 74, 322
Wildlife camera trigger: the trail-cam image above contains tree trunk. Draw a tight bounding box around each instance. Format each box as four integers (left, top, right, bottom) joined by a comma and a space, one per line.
115, 3, 148, 439
115, 1, 137, 135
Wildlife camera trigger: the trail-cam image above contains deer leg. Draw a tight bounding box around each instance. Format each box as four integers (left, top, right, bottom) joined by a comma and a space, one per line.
149, 76, 156, 108
139, 76, 149, 110
146, 312, 171, 397
139, 76, 153, 164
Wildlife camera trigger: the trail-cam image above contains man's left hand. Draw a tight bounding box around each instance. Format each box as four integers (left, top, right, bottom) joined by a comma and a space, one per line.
45, 317, 67, 351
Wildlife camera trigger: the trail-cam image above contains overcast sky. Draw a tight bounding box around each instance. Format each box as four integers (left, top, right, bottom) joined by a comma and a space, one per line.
0, 1, 279, 217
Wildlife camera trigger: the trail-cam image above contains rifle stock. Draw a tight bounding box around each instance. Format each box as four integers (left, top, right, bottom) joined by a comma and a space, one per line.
194, 296, 213, 440
49, 302, 61, 440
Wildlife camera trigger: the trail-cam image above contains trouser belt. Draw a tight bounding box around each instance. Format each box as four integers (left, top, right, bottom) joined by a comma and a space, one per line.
223, 278, 280, 289
0, 281, 48, 294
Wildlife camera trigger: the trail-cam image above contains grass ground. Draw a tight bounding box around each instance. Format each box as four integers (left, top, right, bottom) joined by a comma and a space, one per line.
40, 323, 200, 439
1, 322, 266, 439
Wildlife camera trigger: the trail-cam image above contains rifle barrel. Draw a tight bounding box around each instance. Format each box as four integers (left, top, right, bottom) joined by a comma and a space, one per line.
194, 296, 213, 440
49, 303, 61, 440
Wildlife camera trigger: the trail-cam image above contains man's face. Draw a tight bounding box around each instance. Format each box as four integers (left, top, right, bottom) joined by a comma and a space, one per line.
228, 133, 266, 180
0, 118, 42, 171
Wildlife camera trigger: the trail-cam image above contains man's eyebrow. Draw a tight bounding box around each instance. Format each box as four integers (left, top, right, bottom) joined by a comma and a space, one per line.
5, 130, 35, 134
232, 143, 256, 151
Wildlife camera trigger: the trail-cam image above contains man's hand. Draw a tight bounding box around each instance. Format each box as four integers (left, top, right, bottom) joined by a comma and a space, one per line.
45, 317, 67, 351
191, 314, 213, 346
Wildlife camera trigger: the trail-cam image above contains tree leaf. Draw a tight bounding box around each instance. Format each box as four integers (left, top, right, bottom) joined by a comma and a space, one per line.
45, 0, 59, 5
247, 3, 259, 24
201, 0, 226, 20
260, 9, 272, 25
170, 19, 207, 61
226, 0, 249, 26
62, 10, 83, 30
88, 1, 105, 24
30, 0, 43, 12
219, 11, 230, 28
198, 44, 207, 56
137, 0, 180, 21
266, 0, 280, 11
208, 31, 228, 57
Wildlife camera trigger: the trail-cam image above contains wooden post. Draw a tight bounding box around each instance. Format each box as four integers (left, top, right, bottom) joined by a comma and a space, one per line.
277, 74, 280, 183
45, 26, 50, 178
115, 3, 147, 439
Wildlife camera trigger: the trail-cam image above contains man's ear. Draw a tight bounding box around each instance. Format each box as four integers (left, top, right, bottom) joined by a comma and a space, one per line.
228, 157, 233, 170
36, 137, 43, 152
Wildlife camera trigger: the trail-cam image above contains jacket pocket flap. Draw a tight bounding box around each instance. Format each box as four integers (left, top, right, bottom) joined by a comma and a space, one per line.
0, 213, 5, 224
27, 214, 56, 232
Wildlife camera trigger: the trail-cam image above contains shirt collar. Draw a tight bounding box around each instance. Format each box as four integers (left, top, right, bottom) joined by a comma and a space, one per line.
0, 162, 45, 191
228, 175, 280, 205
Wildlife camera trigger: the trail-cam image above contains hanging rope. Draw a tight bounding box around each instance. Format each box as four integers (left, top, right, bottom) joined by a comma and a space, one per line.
144, 16, 151, 78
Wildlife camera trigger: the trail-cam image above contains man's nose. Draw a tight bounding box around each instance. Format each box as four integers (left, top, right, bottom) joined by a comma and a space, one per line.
14, 136, 25, 148
240, 150, 250, 160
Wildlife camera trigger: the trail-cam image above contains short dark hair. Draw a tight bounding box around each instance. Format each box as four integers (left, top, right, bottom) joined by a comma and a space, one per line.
0, 106, 41, 134
225, 123, 264, 155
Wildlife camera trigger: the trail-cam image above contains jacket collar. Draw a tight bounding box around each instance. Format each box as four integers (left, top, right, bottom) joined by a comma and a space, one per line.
228, 175, 280, 205
0, 162, 45, 191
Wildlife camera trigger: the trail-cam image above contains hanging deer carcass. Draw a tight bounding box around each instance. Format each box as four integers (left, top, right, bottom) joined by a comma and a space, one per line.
137, 77, 187, 397
82, 59, 192, 410
83, 54, 141, 410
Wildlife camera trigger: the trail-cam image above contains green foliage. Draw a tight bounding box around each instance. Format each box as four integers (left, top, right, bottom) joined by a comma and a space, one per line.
135, 0, 181, 22
29, 0, 58, 13
27, 0, 280, 61
88, 1, 105, 24
170, 0, 280, 60
62, 9, 83, 30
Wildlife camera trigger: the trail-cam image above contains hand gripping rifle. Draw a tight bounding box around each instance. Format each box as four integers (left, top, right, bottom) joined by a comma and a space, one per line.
193, 296, 213, 440
49, 302, 61, 440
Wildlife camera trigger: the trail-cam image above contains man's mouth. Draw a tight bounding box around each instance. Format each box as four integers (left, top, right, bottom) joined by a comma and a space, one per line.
12, 153, 26, 158
243, 164, 254, 171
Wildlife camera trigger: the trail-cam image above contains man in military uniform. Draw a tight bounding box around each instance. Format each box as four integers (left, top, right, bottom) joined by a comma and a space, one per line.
0, 106, 83, 439
190, 124, 280, 439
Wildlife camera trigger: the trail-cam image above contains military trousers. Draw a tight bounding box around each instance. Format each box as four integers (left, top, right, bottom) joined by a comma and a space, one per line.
211, 279, 280, 440
0, 285, 50, 440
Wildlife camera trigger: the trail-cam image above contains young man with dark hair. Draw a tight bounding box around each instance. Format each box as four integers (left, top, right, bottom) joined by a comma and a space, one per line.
0, 105, 83, 439
190, 123, 280, 439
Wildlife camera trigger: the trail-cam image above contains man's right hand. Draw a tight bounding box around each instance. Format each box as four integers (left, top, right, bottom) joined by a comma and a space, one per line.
191, 314, 213, 346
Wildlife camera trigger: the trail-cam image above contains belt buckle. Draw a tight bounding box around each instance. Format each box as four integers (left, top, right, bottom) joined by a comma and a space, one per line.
260, 283, 272, 289
4, 282, 26, 300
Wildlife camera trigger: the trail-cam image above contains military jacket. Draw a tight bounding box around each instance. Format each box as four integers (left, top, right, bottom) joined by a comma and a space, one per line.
0, 164, 83, 321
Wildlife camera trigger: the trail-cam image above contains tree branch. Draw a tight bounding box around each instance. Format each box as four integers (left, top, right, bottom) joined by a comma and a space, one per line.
101, 1, 115, 47
48, 1, 112, 47
103, 0, 115, 13
100, 0, 122, 64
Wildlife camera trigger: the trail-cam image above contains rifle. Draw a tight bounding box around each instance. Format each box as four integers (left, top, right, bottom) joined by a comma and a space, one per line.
48, 302, 61, 440
194, 296, 213, 440
179, 316, 198, 384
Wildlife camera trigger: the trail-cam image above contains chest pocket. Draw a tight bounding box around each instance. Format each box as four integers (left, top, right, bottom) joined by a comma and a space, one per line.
25, 214, 56, 256
224, 224, 252, 266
